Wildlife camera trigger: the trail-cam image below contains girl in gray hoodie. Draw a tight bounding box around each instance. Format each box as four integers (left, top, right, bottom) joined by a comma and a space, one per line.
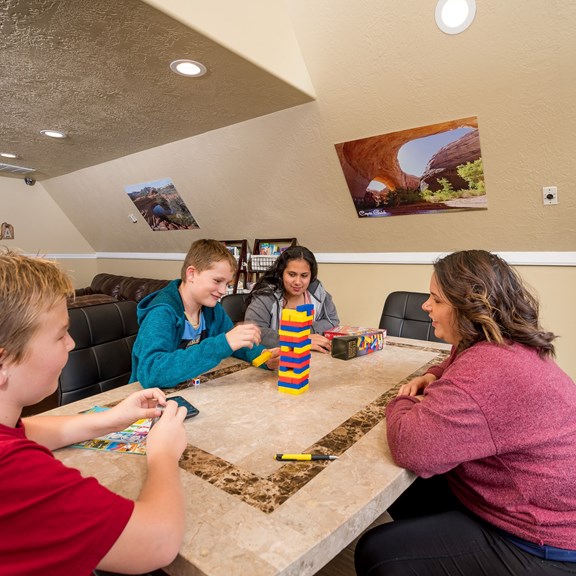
244, 246, 339, 352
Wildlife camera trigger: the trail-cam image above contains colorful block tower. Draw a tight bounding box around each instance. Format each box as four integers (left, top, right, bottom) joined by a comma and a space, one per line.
277, 303, 314, 395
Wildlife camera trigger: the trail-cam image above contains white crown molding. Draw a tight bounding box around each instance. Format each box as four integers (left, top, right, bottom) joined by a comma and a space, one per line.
315, 252, 576, 266
96, 252, 186, 261
26, 252, 576, 266
23, 253, 97, 259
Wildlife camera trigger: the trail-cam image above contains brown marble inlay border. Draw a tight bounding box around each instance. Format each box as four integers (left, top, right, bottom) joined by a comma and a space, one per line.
105, 362, 253, 408
178, 342, 449, 514
172, 361, 253, 391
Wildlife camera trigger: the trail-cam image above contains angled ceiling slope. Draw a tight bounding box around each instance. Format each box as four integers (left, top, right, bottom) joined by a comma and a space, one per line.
0, 0, 314, 181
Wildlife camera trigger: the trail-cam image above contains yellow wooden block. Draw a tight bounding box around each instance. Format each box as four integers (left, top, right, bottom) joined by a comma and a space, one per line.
280, 345, 312, 354
278, 384, 309, 395
293, 344, 311, 354
281, 309, 314, 323
278, 328, 311, 337
252, 350, 272, 367
278, 368, 310, 380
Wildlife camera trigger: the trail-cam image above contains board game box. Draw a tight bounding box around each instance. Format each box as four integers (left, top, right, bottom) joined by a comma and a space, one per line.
324, 325, 386, 340
330, 330, 386, 361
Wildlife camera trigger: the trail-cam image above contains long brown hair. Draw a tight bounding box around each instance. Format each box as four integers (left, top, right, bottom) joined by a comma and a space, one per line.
434, 250, 556, 357
244, 245, 318, 307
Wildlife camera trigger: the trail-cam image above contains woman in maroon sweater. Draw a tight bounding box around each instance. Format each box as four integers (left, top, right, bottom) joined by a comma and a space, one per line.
355, 250, 576, 576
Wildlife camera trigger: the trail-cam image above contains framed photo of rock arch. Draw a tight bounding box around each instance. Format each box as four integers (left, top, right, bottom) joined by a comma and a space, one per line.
335, 116, 487, 218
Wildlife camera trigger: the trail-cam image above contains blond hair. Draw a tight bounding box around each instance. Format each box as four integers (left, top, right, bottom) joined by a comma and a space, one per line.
180, 239, 236, 282
0, 251, 73, 364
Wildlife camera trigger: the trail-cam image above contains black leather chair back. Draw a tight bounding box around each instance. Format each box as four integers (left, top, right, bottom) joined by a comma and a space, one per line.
220, 293, 248, 324
379, 291, 445, 343
59, 301, 139, 405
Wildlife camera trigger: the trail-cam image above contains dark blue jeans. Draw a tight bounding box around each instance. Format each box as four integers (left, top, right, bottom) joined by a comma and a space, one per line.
354, 476, 576, 576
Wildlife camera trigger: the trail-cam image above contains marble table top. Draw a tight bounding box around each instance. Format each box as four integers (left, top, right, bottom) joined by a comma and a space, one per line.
52, 336, 450, 576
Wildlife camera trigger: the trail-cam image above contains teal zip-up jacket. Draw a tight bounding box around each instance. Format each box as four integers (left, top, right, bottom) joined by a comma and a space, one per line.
130, 279, 265, 388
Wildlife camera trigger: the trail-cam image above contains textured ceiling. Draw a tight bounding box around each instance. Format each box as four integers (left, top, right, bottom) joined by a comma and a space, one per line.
0, 0, 313, 181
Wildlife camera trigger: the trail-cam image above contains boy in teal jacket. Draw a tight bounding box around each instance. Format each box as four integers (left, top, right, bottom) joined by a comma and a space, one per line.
130, 239, 278, 389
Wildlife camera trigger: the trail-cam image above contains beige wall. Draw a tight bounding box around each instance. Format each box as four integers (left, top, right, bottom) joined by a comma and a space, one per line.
41, 0, 575, 255
95, 257, 183, 280
0, 176, 93, 253
0, 176, 97, 284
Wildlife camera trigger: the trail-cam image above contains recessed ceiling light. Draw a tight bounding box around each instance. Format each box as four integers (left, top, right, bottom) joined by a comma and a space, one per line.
169, 59, 207, 77
40, 129, 67, 139
435, 0, 476, 35
0, 152, 18, 159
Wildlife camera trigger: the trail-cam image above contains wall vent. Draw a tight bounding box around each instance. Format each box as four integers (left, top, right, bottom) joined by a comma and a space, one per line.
0, 162, 36, 175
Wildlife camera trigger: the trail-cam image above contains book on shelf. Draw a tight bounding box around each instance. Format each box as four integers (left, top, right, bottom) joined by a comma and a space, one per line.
225, 245, 240, 258
258, 243, 284, 256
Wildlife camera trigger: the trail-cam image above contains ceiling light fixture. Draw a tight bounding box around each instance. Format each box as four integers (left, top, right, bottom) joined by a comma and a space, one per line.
0, 152, 18, 159
169, 59, 207, 78
40, 129, 67, 139
435, 0, 476, 35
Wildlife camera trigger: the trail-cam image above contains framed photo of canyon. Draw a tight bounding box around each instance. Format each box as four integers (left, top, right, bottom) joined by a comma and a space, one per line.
125, 177, 199, 231
335, 116, 487, 218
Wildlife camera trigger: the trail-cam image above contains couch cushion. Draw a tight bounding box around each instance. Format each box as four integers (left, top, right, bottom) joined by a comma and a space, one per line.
67, 294, 118, 309
59, 301, 139, 405
89, 273, 169, 302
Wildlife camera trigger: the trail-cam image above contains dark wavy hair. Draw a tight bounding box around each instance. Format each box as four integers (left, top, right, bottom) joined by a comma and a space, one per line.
433, 250, 556, 357
245, 245, 318, 307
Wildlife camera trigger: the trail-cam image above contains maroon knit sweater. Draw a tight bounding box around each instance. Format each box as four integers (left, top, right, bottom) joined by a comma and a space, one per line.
386, 341, 576, 549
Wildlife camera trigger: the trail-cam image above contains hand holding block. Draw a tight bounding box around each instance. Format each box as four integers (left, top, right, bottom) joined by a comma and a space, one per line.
252, 350, 272, 367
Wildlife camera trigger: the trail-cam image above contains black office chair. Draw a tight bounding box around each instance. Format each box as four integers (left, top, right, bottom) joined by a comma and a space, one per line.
220, 292, 248, 324
379, 291, 445, 343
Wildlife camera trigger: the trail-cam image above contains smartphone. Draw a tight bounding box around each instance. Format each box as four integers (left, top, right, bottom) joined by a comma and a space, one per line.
168, 395, 200, 419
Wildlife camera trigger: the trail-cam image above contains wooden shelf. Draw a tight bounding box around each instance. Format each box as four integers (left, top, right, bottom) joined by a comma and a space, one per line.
249, 238, 298, 280
220, 239, 250, 294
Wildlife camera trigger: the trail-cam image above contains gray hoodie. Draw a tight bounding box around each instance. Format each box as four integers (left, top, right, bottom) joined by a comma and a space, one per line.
244, 279, 340, 347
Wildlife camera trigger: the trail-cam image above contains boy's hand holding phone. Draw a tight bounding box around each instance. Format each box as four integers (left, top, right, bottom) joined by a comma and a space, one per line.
107, 388, 167, 431
146, 399, 188, 461
165, 396, 199, 419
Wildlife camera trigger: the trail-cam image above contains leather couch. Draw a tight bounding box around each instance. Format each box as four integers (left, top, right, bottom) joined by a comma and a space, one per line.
22, 300, 140, 416
60, 300, 139, 405
70, 272, 170, 308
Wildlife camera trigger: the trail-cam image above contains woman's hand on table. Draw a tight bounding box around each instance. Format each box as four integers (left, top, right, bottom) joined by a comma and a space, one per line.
264, 347, 280, 370
397, 374, 437, 397
310, 333, 332, 354
145, 399, 188, 460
